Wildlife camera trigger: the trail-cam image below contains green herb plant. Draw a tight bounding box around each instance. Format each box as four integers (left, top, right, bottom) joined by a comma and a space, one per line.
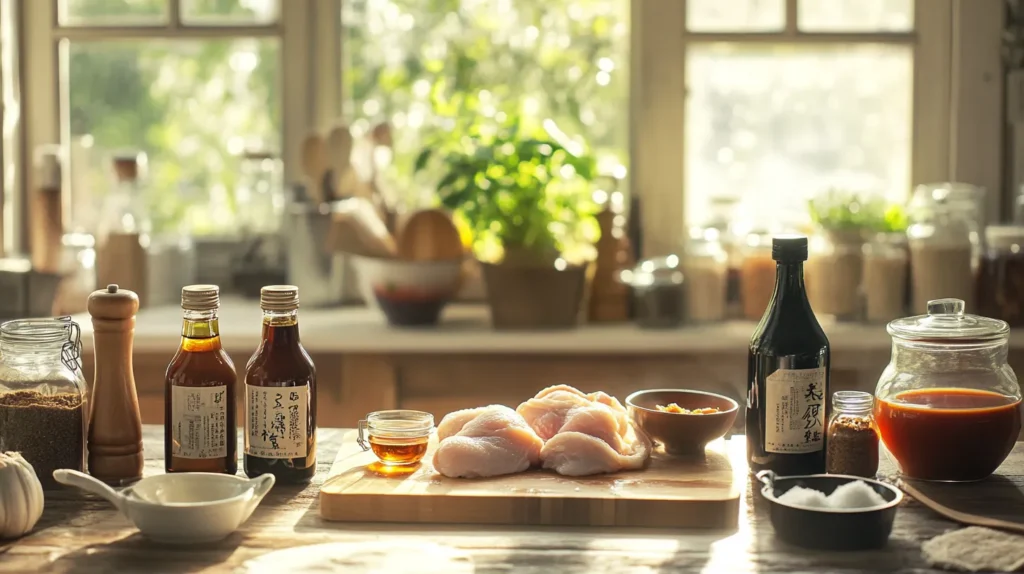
808, 188, 908, 235
414, 115, 599, 265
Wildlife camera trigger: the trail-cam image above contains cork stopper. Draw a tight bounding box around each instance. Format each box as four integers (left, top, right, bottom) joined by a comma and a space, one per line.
181, 284, 220, 311
87, 284, 140, 320
260, 285, 299, 311
112, 154, 139, 182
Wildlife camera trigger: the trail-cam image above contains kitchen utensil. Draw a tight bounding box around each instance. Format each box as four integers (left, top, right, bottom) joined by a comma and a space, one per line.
327, 124, 361, 199
756, 470, 902, 551
626, 389, 739, 456
53, 469, 275, 544
325, 197, 397, 259
320, 429, 741, 528
897, 479, 1024, 534
396, 209, 464, 261
301, 133, 327, 204
286, 202, 351, 307
351, 255, 462, 325
588, 189, 632, 323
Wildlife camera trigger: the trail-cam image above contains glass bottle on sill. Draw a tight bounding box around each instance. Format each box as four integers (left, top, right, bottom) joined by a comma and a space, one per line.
747, 236, 831, 476
244, 285, 317, 483
165, 285, 237, 474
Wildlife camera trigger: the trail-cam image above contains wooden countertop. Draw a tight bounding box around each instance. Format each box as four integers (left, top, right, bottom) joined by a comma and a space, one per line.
72, 298, 1022, 355
5, 426, 1023, 573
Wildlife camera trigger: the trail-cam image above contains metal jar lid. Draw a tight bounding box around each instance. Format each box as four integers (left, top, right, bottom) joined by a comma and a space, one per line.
260, 285, 300, 311
181, 284, 220, 311
887, 298, 1009, 342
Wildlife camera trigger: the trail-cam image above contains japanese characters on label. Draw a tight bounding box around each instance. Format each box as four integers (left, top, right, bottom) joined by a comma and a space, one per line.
245, 384, 308, 459
171, 385, 228, 459
764, 367, 826, 454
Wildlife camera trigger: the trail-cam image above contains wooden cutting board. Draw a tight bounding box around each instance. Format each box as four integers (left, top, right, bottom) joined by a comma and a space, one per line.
319, 430, 744, 529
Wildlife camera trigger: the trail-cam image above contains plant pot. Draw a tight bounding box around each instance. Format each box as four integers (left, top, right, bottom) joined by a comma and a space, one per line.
480, 260, 593, 330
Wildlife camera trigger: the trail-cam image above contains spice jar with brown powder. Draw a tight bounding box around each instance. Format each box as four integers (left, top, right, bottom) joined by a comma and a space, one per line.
0, 317, 86, 488
826, 391, 879, 478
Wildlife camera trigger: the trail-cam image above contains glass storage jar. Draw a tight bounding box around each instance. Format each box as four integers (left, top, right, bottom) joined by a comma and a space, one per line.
806, 230, 864, 320
862, 232, 908, 323
873, 299, 1021, 482
739, 232, 776, 321
826, 391, 879, 478
907, 184, 980, 314
976, 225, 1024, 327
682, 227, 728, 323
0, 317, 87, 487
619, 256, 685, 328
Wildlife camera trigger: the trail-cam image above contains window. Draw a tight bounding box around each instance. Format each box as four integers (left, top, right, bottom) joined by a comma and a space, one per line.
1, 0, 19, 253
25, 0, 283, 237
341, 0, 630, 210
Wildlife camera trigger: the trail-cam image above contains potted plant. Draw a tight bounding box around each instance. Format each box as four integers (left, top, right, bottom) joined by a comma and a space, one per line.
414, 117, 599, 329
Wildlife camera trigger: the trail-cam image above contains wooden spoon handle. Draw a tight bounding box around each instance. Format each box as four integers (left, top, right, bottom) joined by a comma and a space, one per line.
900, 479, 1024, 535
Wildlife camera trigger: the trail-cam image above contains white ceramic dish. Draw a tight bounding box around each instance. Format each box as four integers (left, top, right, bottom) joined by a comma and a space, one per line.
351, 254, 462, 305
53, 469, 275, 544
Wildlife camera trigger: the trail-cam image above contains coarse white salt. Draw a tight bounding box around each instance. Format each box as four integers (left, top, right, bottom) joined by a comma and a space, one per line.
776, 485, 829, 508
826, 480, 888, 509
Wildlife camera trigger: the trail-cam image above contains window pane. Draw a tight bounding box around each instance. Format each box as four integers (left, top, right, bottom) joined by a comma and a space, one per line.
799, 0, 913, 32
64, 39, 280, 235
1, 0, 18, 253
181, 0, 279, 25
684, 44, 912, 230
342, 0, 629, 209
687, 0, 784, 32
59, 0, 167, 25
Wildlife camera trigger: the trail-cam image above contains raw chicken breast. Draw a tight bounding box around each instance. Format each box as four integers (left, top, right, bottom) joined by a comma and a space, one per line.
516, 385, 596, 440
432, 405, 544, 479
540, 405, 652, 476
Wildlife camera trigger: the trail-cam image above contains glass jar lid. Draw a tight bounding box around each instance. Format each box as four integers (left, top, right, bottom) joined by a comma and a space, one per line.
887, 298, 1009, 342
618, 255, 684, 287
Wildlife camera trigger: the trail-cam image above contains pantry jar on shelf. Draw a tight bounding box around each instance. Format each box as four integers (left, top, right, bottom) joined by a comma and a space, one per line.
682, 227, 728, 323
907, 184, 979, 313
862, 232, 908, 323
739, 231, 776, 321
976, 225, 1024, 326
805, 230, 864, 320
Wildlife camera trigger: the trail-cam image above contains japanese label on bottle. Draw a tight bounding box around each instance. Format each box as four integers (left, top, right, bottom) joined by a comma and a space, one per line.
764, 367, 826, 454
171, 385, 228, 459
245, 384, 308, 459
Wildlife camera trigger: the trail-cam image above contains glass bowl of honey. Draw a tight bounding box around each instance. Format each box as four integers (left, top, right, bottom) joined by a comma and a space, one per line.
357, 410, 434, 466
874, 298, 1022, 482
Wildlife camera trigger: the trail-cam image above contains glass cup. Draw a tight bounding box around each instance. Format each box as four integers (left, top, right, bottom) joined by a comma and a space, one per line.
357, 410, 434, 466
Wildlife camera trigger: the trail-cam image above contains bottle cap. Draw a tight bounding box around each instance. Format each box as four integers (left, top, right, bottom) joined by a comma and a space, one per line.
181, 284, 220, 311
771, 235, 808, 262
260, 285, 299, 311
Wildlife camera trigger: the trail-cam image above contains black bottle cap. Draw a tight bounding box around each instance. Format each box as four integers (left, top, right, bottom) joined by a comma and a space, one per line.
772, 235, 808, 262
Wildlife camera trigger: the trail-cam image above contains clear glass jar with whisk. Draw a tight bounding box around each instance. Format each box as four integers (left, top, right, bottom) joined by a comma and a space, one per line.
0, 317, 86, 487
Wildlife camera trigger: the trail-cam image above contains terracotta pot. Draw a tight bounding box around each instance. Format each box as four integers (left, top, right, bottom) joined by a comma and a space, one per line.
480, 259, 593, 330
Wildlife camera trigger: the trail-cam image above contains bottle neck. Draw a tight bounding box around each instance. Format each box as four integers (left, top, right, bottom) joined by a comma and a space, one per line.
180, 309, 222, 351
767, 261, 812, 314
261, 309, 300, 348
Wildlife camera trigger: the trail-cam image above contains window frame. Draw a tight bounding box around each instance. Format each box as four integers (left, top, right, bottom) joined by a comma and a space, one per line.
16, 0, 1006, 260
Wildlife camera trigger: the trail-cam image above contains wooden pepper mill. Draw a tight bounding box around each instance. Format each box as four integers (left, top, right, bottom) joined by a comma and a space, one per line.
87, 284, 144, 485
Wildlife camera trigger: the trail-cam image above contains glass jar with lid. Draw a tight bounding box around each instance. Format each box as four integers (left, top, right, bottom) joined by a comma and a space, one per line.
826, 391, 879, 478
682, 227, 728, 323
739, 231, 776, 321
618, 256, 685, 328
907, 183, 980, 314
862, 232, 908, 323
976, 225, 1024, 327
874, 299, 1021, 482
0, 317, 87, 487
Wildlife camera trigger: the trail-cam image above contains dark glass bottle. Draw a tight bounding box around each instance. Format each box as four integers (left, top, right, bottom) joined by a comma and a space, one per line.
244, 285, 317, 483
165, 285, 237, 474
746, 236, 830, 476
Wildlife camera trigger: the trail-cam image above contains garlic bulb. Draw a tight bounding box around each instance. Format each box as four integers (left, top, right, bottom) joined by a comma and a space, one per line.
0, 452, 44, 539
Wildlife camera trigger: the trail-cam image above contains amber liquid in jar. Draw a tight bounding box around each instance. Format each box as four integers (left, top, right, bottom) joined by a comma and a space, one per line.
165, 288, 237, 474
369, 436, 429, 465
244, 286, 317, 484
875, 388, 1021, 481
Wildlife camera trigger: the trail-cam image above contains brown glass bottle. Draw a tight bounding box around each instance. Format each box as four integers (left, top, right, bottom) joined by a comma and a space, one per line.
165, 285, 237, 474
244, 286, 317, 483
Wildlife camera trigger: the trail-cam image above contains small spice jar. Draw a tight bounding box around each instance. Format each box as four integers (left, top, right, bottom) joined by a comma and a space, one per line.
357, 410, 434, 466
0, 317, 86, 487
826, 391, 879, 478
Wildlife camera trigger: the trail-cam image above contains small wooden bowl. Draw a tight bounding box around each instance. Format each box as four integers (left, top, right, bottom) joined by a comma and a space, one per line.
625, 389, 738, 456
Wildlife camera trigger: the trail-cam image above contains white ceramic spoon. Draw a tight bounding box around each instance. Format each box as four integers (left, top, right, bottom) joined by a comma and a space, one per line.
54, 469, 275, 544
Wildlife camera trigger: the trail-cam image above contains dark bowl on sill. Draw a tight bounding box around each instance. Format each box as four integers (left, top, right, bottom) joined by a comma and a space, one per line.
756, 470, 903, 551
374, 291, 449, 327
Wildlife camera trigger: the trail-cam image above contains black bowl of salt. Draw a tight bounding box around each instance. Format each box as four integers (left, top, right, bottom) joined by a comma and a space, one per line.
756, 470, 903, 551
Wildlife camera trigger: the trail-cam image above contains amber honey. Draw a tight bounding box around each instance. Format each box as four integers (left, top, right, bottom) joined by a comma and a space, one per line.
369, 436, 429, 465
